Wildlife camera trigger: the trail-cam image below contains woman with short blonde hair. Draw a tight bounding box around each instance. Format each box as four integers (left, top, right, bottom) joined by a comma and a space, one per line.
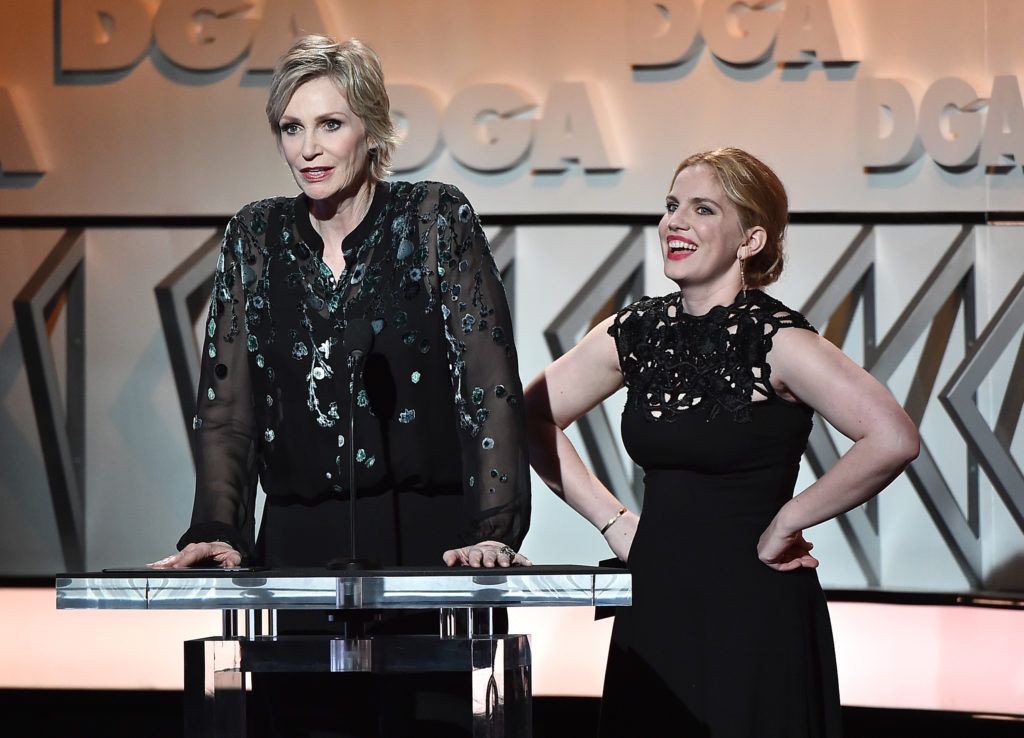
265, 35, 399, 182
153, 33, 530, 737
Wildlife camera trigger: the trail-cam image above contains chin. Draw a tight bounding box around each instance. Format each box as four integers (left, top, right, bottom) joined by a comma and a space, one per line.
300, 181, 338, 201
663, 263, 685, 281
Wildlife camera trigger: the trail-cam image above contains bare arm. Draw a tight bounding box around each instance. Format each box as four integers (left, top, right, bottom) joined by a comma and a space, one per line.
524, 316, 637, 560
758, 327, 921, 570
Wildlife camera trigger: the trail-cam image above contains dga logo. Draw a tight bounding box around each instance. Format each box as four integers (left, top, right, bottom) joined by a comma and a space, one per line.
627, 0, 852, 69
56, 0, 623, 176
58, 0, 321, 73
50, 0, 1024, 176
859, 76, 1024, 171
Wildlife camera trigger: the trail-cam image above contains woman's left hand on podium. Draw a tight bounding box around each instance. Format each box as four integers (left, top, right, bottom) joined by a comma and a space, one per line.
442, 540, 532, 568
148, 541, 242, 569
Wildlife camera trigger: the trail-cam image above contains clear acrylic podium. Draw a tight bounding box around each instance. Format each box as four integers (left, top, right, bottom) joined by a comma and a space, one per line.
56, 565, 631, 737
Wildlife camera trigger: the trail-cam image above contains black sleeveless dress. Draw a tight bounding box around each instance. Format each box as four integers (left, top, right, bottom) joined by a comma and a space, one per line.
600, 289, 842, 737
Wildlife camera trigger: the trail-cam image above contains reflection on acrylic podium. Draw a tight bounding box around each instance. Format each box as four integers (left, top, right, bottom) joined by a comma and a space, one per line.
56, 565, 630, 738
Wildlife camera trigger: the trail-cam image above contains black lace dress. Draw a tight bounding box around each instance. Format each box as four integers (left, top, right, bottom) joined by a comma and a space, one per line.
601, 289, 842, 737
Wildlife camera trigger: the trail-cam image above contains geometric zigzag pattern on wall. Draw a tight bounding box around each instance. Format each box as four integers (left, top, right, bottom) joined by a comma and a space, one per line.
803, 224, 1024, 588
942, 268, 1024, 574
543, 227, 646, 513
154, 230, 221, 460
871, 226, 984, 588
12, 228, 86, 571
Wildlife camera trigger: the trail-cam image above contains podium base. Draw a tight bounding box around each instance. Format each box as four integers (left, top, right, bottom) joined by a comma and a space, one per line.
185, 633, 532, 738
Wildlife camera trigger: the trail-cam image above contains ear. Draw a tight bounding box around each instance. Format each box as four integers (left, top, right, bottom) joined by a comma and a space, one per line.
738, 226, 767, 261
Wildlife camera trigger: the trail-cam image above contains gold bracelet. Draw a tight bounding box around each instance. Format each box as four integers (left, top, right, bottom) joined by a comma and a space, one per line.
600, 507, 628, 535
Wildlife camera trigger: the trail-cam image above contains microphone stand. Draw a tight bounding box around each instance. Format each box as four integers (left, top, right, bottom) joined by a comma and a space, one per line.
327, 347, 379, 571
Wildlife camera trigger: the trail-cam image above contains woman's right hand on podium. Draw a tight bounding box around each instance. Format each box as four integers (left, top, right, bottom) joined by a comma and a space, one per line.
148, 541, 241, 569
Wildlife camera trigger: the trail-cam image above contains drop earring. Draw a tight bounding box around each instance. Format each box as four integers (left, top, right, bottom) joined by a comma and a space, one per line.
738, 254, 747, 298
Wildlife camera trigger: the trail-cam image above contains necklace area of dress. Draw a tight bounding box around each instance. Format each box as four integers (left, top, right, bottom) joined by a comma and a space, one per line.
296, 183, 380, 430
308, 184, 375, 270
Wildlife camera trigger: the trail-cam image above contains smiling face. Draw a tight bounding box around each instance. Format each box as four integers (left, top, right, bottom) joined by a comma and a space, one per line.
659, 163, 755, 295
278, 75, 372, 203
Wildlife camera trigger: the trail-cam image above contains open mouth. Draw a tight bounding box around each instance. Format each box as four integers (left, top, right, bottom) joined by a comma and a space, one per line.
667, 238, 697, 260
300, 167, 334, 182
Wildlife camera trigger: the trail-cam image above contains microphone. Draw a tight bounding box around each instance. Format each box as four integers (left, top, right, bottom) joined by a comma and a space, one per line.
346, 317, 374, 366
327, 318, 379, 571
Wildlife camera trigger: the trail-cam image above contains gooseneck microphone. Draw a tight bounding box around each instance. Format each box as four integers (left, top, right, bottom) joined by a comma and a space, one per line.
327, 318, 379, 571
346, 317, 375, 369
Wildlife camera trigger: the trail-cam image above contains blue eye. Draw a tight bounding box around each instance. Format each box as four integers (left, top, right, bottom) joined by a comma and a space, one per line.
281, 122, 300, 136
324, 119, 343, 131
696, 205, 714, 215
665, 202, 678, 213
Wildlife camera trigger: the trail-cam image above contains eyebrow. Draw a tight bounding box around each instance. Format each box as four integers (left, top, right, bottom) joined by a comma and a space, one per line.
665, 194, 722, 209
279, 112, 350, 123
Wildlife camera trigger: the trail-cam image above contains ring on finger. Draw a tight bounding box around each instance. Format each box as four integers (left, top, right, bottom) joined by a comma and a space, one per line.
498, 545, 516, 559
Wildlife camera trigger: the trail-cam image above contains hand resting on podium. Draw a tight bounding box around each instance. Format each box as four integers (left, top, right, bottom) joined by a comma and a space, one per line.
148, 541, 241, 569
146, 539, 532, 569
442, 539, 532, 568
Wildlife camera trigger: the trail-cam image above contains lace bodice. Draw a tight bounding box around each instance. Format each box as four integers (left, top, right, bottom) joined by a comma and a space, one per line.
608, 289, 816, 423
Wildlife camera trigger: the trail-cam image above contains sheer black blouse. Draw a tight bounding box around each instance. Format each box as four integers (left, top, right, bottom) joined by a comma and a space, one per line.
177, 181, 530, 562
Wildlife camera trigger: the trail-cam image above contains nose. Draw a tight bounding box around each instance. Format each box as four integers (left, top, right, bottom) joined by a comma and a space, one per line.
301, 130, 321, 160
666, 210, 689, 232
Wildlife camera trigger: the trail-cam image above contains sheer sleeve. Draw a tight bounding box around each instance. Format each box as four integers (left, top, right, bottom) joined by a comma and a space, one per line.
432, 185, 531, 549
176, 213, 259, 562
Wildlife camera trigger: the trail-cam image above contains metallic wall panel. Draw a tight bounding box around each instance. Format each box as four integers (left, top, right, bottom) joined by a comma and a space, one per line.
543, 227, 646, 512
943, 274, 1024, 538
12, 228, 86, 571
154, 231, 221, 452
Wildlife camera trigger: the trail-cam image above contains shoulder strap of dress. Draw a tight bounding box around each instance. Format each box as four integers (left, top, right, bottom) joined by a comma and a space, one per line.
744, 290, 818, 336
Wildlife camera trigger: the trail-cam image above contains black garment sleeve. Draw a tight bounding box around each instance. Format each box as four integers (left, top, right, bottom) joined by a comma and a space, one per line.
176, 213, 259, 562
434, 186, 531, 549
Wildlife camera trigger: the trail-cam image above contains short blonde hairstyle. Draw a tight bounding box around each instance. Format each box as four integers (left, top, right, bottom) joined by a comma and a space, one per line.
266, 35, 399, 182
673, 148, 788, 288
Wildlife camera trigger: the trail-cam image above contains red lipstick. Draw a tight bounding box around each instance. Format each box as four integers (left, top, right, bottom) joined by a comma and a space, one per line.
666, 235, 697, 261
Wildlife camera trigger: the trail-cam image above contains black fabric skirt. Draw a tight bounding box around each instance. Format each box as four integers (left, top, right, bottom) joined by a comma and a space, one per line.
256, 487, 465, 568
